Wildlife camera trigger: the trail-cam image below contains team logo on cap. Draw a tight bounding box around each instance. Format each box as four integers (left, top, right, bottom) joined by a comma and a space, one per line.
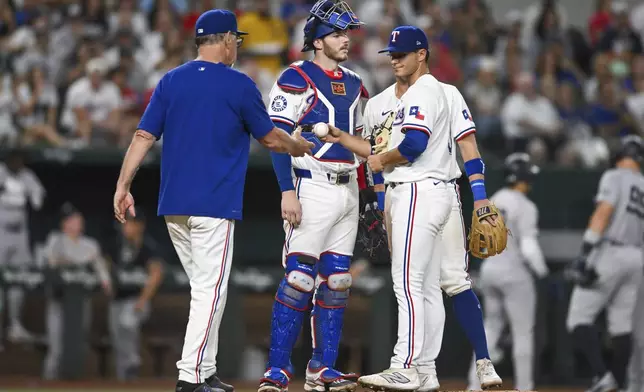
271, 95, 288, 112
198, 28, 203, 33
331, 82, 346, 95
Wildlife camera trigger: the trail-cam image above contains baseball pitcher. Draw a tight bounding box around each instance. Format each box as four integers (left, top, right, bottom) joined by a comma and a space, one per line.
565, 135, 644, 392
0, 149, 44, 343
113, 9, 313, 392
359, 76, 503, 390
323, 26, 507, 391
466, 153, 546, 391
260, 2, 367, 391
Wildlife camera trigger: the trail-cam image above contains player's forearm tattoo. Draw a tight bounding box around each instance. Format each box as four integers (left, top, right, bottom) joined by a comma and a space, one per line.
117, 130, 156, 188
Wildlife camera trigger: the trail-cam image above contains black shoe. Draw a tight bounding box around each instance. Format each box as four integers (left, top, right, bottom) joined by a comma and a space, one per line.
176, 380, 220, 392
206, 373, 234, 392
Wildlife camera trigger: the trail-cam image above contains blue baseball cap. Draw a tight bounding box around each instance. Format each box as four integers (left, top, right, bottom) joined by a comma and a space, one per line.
378, 25, 429, 54
195, 9, 247, 38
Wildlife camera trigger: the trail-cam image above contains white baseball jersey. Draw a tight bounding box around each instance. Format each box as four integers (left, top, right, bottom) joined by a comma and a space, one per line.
384, 74, 451, 183
267, 61, 366, 174
486, 188, 540, 282
363, 78, 475, 184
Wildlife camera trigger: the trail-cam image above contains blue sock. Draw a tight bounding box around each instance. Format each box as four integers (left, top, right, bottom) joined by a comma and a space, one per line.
452, 289, 490, 360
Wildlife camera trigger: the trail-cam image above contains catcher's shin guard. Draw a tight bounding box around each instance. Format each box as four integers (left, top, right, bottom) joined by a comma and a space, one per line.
311, 253, 352, 367
267, 255, 318, 370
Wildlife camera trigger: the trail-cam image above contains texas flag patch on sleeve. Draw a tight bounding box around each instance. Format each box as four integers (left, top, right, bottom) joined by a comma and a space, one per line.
409, 106, 425, 120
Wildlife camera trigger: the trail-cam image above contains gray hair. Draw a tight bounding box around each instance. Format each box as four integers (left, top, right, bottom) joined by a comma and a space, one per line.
195, 33, 228, 48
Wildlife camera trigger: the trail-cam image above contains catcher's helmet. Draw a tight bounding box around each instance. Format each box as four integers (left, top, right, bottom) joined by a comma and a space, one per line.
504, 152, 540, 185
301, 0, 362, 52
612, 135, 644, 166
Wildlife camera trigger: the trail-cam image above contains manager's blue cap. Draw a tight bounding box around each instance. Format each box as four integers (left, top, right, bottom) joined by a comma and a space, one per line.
195, 9, 247, 37
378, 25, 429, 54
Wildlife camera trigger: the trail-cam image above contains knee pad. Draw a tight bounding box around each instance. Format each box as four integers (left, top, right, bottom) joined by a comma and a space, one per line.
276, 254, 318, 311
317, 253, 352, 308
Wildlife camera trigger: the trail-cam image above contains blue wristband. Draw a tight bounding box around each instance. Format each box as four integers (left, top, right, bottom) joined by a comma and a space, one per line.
470, 179, 487, 201
464, 158, 485, 177
376, 191, 385, 211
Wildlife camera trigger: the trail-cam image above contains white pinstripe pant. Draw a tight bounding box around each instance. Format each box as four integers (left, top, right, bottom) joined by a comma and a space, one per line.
165, 216, 234, 384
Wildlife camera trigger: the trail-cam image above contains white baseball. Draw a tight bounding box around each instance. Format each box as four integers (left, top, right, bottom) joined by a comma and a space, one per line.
313, 122, 329, 138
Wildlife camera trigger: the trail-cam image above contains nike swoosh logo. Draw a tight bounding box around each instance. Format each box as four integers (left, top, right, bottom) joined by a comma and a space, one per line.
381, 110, 392, 116
433, 181, 441, 185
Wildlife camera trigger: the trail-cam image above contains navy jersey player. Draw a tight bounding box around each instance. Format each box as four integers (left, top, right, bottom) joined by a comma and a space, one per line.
113, 9, 313, 392
259, 1, 368, 392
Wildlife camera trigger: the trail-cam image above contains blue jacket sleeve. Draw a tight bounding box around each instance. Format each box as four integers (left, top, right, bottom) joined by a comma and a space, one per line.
270, 122, 294, 192
397, 130, 429, 162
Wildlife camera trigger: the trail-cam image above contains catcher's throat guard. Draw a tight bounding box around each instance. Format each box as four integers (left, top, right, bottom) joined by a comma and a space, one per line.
468, 204, 509, 259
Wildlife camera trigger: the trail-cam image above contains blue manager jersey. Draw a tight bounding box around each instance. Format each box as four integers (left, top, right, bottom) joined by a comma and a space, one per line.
138, 60, 274, 220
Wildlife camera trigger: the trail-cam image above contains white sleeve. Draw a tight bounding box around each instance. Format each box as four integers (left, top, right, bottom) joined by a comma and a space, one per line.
65, 82, 86, 109
450, 88, 477, 141
517, 204, 548, 278
520, 236, 548, 278
354, 95, 366, 136
267, 83, 311, 131
400, 88, 433, 136
361, 99, 373, 140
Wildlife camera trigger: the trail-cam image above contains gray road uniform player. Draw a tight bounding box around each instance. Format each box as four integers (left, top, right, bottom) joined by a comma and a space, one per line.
0, 150, 45, 342
566, 136, 644, 392
630, 280, 644, 392
43, 205, 111, 380
467, 153, 547, 391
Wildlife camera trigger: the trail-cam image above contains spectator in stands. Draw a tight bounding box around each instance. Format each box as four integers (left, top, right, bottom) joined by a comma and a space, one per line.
108, 0, 148, 40
0, 67, 18, 146
588, 0, 612, 47
587, 80, 636, 149
109, 207, 163, 381
465, 56, 502, 141
82, 0, 109, 37
237, 0, 289, 77
625, 76, 644, 134
597, 1, 643, 57
521, 0, 569, 68
14, 67, 64, 147
363, 16, 396, 93
0, 0, 15, 43
556, 82, 609, 167
60, 57, 123, 148
42, 203, 111, 380
500, 71, 561, 161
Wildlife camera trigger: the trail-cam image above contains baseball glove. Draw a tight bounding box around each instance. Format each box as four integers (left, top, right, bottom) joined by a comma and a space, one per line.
370, 111, 395, 154
468, 203, 508, 259
357, 189, 389, 265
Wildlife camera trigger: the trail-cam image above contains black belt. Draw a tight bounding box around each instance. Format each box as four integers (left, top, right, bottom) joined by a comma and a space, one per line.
293, 168, 351, 185
388, 178, 457, 189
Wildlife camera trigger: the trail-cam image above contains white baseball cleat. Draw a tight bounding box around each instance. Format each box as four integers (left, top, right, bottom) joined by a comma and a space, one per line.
585, 372, 618, 392
303, 363, 358, 392
357, 368, 420, 391
417, 372, 440, 392
474, 358, 502, 390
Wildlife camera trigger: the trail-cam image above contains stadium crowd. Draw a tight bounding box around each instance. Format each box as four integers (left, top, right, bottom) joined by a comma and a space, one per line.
0, 0, 644, 167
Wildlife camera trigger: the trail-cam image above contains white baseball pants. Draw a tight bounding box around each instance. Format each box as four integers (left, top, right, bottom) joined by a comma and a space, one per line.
416, 182, 470, 371
165, 216, 234, 384
387, 178, 452, 369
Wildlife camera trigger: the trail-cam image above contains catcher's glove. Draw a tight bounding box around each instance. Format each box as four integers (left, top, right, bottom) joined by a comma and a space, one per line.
468, 203, 508, 259
564, 258, 599, 288
357, 189, 389, 264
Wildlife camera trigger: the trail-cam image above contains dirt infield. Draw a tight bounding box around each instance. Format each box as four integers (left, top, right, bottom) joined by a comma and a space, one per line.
0, 378, 586, 391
